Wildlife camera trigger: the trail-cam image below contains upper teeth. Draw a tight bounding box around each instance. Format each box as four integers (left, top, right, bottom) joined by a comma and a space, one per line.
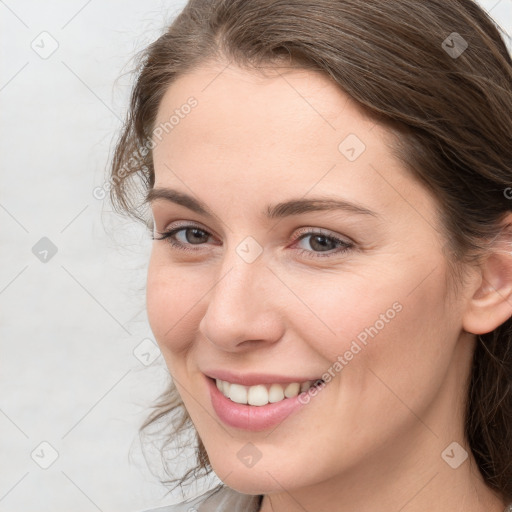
215, 378, 321, 406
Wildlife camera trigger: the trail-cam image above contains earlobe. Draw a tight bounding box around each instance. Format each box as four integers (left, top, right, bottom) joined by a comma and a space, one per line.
462, 246, 512, 336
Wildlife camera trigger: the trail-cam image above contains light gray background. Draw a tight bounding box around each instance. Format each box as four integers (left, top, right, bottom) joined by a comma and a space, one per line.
0, 1, 510, 511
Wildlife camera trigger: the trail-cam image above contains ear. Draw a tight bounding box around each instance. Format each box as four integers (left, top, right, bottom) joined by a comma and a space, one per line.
462, 216, 512, 335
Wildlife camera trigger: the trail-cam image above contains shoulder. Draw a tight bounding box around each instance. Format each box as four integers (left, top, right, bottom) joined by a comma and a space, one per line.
139, 485, 262, 512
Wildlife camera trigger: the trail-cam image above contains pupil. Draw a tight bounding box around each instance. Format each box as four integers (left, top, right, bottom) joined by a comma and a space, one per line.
187, 228, 208, 244
311, 235, 333, 251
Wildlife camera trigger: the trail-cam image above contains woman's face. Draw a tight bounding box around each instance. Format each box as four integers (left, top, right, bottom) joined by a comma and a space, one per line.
146, 62, 476, 496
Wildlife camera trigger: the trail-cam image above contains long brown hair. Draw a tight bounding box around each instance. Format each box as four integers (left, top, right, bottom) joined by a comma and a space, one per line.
109, 0, 512, 501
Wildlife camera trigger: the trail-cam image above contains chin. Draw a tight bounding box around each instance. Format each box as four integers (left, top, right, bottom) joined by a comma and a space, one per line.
218, 470, 285, 495
206, 447, 319, 496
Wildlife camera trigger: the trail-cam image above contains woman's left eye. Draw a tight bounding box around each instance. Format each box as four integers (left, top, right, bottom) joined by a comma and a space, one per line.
291, 229, 354, 258
154, 225, 354, 258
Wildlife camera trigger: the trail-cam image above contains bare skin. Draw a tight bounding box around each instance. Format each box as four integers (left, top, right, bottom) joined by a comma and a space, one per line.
145, 61, 512, 512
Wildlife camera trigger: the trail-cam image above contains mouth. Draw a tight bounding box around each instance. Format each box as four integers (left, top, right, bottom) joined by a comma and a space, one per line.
214, 377, 325, 406
205, 374, 326, 431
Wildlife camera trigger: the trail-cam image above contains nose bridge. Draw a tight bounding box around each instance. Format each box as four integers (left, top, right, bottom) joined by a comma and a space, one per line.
215, 231, 270, 303
217, 253, 259, 308
199, 241, 282, 348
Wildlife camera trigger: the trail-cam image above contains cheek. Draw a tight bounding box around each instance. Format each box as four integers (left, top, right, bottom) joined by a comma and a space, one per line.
284, 269, 409, 363
287, 264, 457, 465
146, 252, 205, 358
321, 263, 458, 429
300, 259, 455, 387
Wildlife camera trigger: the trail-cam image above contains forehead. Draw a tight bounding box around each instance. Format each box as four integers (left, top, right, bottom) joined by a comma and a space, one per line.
150, 62, 438, 228
153, 61, 380, 148
153, 63, 388, 177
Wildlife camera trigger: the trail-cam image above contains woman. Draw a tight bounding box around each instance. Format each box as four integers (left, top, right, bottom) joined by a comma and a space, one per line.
110, 0, 512, 510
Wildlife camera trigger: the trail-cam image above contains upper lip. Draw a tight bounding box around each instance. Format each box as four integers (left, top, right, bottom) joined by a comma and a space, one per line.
203, 369, 322, 387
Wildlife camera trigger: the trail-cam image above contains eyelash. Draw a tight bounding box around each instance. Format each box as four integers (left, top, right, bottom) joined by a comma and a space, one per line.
153, 223, 354, 259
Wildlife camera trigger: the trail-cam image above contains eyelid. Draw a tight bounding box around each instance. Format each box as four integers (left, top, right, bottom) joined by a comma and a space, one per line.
291, 226, 354, 245
155, 219, 215, 237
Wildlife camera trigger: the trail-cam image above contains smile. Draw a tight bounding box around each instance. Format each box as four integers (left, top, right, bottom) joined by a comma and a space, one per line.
204, 370, 327, 430
215, 378, 324, 406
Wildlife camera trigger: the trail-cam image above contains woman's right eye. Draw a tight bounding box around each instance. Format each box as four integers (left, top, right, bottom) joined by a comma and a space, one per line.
154, 225, 215, 252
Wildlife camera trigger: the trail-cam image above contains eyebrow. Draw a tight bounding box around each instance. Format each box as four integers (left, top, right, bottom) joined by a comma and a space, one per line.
146, 187, 378, 219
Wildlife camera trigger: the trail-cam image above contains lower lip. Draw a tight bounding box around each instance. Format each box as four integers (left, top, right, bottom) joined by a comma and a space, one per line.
206, 376, 311, 431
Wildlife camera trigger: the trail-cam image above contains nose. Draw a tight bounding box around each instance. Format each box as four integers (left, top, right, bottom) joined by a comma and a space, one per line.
198, 248, 285, 352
